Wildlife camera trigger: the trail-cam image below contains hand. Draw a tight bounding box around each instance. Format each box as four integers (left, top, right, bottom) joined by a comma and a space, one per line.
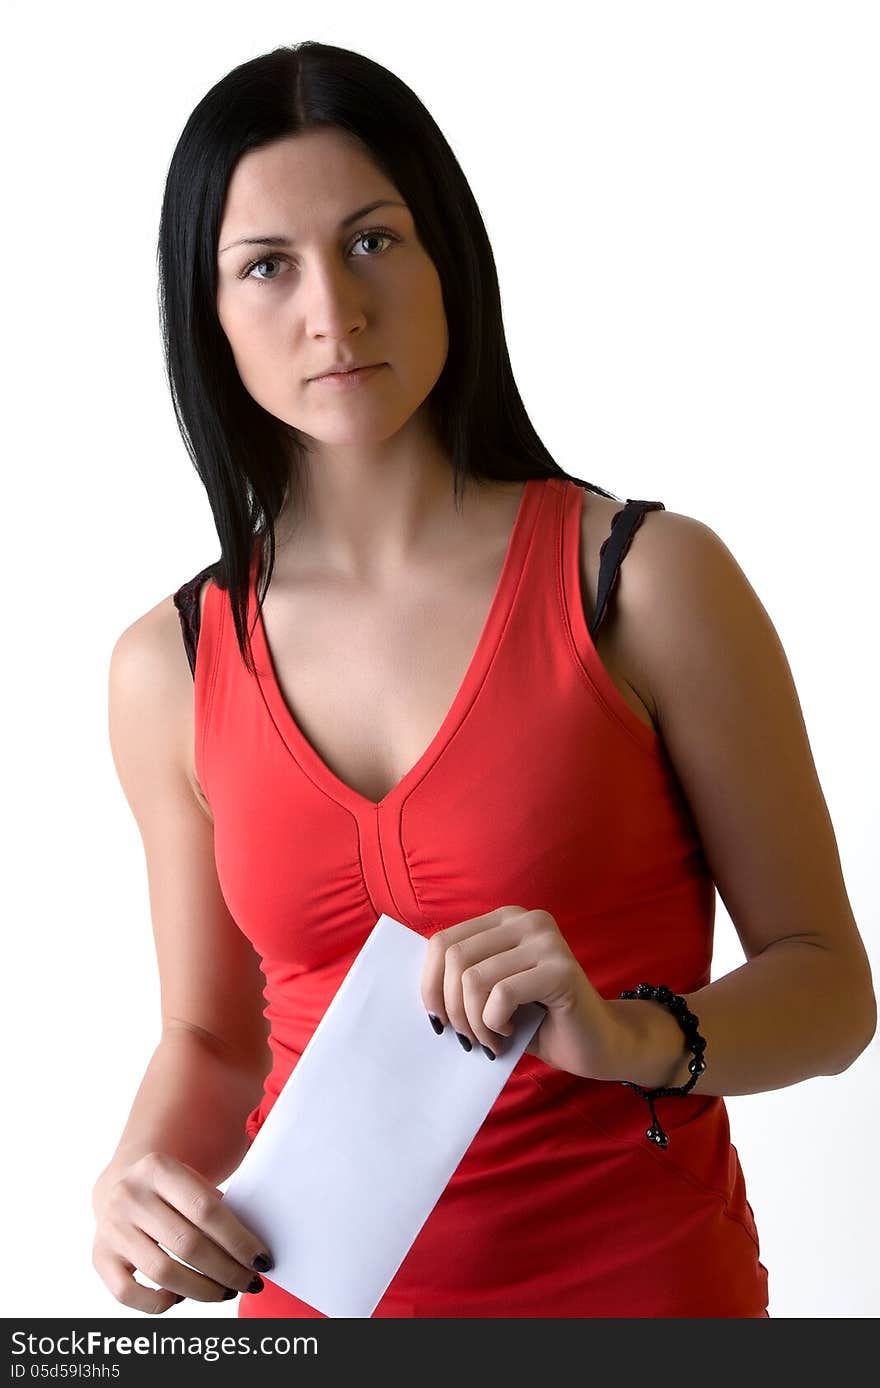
91, 1152, 274, 1314
419, 905, 626, 1078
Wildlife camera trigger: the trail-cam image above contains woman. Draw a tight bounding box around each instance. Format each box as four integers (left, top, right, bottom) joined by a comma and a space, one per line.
91, 41, 876, 1318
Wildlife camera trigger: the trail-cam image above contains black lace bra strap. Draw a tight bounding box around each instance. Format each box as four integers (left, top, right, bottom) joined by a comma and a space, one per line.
172, 563, 218, 679
591, 499, 666, 643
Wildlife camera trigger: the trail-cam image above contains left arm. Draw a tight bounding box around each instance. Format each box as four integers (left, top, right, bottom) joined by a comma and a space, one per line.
601, 512, 876, 1096
606, 938, 874, 1095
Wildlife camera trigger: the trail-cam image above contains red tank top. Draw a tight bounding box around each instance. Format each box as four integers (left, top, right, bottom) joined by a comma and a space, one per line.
188, 475, 770, 1317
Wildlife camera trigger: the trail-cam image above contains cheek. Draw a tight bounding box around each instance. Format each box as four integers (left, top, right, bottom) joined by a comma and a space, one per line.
218, 299, 286, 377
396, 268, 448, 376
219, 296, 267, 341
424, 269, 449, 361
216, 317, 291, 412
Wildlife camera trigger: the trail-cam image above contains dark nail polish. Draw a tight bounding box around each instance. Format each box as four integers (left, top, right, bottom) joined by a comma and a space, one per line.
222, 1287, 237, 1300
246, 1275, 264, 1294
480, 1044, 496, 1060
428, 1012, 444, 1034
252, 1252, 273, 1272
456, 1031, 472, 1051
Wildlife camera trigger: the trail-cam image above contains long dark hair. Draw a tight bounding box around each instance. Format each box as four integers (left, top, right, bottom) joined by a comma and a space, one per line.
158, 40, 620, 674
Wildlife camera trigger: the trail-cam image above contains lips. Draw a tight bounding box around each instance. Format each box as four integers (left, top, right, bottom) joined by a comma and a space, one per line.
308, 363, 387, 388
310, 362, 383, 380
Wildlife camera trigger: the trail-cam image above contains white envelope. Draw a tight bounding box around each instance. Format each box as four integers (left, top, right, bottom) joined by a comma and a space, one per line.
220, 912, 546, 1318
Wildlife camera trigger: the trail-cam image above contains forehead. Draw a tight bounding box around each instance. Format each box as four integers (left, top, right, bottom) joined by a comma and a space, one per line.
219, 129, 400, 229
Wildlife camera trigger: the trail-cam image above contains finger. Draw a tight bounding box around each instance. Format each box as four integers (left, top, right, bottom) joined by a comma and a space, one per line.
419, 907, 526, 1020
148, 1153, 272, 1277
442, 935, 531, 1046
423, 914, 525, 1026
437, 906, 519, 948
480, 962, 558, 1041
131, 1186, 264, 1297
93, 1245, 187, 1316
420, 932, 449, 1025
111, 1219, 239, 1303
457, 943, 542, 1051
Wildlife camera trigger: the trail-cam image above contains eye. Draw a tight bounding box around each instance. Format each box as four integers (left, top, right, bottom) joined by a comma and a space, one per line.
239, 226, 399, 283
240, 254, 287, 283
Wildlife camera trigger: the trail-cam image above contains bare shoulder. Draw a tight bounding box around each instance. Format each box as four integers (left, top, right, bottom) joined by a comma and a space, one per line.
110, 579, 214, 819
581, 497, 724, 714
593, 502, 741, 662
578, 491, 687, 726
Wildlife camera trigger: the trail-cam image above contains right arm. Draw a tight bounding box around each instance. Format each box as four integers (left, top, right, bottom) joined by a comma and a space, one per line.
92, 587, 273, 1312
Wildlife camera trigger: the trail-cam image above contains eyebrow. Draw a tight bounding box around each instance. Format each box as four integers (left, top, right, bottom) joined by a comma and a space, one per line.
218, 199, 408, 254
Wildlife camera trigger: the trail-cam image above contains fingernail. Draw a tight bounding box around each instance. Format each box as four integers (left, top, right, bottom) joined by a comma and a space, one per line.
246, 1275, 265, 1294
252, 1252, 273, 1272
222, 1287, 237, 1300
480, 1044, 496, 1060
428, 1013, 444, 1034
456, 1031, 472, 1051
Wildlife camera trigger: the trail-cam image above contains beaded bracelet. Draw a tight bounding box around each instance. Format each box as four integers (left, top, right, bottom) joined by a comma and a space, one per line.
618, 982, 708, 1149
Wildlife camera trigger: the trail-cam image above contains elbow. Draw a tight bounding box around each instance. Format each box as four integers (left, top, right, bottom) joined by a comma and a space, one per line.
829, 946, 878, 1072
835, 989, 877, 1073
859, 993, 878, 1057
858, 977, 878, 1053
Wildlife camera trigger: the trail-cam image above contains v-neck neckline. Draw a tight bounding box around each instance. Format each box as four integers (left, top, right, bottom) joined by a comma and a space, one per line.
249, 476, 545, 816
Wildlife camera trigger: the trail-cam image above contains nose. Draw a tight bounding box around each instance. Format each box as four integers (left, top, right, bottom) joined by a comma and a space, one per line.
303, 259, 370, 341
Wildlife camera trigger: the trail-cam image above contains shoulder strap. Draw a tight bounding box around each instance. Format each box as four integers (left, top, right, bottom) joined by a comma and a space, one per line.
172, 563, 218, 679
591, 499, 665, 642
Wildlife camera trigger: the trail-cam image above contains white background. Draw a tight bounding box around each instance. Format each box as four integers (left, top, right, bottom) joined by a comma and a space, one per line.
3, 0, 878, 1319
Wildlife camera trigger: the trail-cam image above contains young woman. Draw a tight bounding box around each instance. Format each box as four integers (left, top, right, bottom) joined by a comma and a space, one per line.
91, 41, 875, 1319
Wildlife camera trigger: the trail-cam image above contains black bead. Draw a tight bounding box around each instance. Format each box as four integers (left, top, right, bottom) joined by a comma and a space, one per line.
617, 981, 708, 1153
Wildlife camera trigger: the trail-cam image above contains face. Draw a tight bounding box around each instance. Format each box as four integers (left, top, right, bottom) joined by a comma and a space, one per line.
215, 128, 449, 457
